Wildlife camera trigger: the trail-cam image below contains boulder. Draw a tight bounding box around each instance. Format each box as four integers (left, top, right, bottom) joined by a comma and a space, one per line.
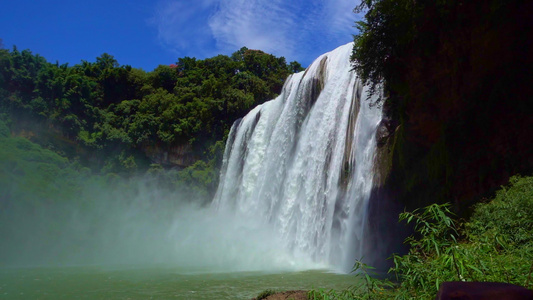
436, 282, 533, 300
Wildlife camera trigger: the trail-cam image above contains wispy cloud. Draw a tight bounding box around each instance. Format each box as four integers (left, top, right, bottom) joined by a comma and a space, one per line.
149, 0, 218, 58
151, 0, 358, 65
209, 0, 296, 57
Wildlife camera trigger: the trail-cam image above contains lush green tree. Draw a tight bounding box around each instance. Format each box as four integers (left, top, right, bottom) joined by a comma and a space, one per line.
150, 65, 178, 92
352, 0, 419, 100
288, 61, 304, 73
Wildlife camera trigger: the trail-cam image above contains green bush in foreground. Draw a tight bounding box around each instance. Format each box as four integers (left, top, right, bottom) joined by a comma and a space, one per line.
310, 175, 533, 299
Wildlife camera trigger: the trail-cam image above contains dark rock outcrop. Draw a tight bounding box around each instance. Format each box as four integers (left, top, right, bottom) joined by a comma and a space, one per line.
142, 142, 198, 168
435, 282, 533, 300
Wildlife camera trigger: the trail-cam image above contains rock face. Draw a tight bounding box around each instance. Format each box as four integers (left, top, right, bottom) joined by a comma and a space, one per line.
363, 100, 407, 271
371, 0, 533, 212
362, 1, 533, 267
142, 142, 198, 168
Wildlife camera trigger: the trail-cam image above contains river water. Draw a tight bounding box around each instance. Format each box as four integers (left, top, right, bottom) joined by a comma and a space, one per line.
0, 266, 356, 299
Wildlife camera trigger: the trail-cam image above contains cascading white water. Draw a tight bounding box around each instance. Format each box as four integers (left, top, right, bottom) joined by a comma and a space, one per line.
212, 42, 382, 272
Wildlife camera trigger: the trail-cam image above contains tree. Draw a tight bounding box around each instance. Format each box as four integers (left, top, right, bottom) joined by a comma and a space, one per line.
352, 0, 419, 101
289, 61, 304, 73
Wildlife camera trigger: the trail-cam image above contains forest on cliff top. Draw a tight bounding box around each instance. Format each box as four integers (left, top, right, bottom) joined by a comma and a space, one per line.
0, 45, 303, 199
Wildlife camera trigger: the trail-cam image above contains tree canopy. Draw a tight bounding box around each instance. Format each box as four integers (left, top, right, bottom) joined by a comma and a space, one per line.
0, 46, 304, 176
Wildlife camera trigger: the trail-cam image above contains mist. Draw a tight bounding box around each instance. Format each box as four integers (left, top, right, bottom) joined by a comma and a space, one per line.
0, 174, 321, 272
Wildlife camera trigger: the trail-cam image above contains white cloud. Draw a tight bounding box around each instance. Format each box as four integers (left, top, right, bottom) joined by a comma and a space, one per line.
149, 0, 218, 57
208, 0, 297, 56
326, 0, 359, 35
151, 0, 358, 65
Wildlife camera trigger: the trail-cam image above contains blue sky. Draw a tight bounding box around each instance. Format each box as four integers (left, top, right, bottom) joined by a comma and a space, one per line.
0, 0, 360, 71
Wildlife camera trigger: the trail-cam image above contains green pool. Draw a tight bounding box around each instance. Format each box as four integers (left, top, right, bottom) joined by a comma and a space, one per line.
0, 266, 356, 299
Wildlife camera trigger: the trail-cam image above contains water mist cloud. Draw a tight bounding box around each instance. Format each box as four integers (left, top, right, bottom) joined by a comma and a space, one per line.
0, 175, 318, 272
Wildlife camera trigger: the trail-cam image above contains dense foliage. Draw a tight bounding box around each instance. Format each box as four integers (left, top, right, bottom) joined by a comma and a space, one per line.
351, 0, 417, 100
310, 176, 533, 299
0, 46, 303, 178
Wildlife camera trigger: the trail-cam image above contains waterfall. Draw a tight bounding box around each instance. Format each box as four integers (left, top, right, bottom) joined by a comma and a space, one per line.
212, 43, 382, 271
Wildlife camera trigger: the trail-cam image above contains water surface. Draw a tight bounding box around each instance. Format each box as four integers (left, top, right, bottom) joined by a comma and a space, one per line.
0, 266, 356, 299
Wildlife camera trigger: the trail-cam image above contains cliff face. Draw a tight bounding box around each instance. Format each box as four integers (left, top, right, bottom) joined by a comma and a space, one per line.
363, 1, 533, 266
376, 1, 533, 211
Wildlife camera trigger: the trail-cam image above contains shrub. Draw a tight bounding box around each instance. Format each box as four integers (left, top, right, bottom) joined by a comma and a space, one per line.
467, 176, 533, 247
